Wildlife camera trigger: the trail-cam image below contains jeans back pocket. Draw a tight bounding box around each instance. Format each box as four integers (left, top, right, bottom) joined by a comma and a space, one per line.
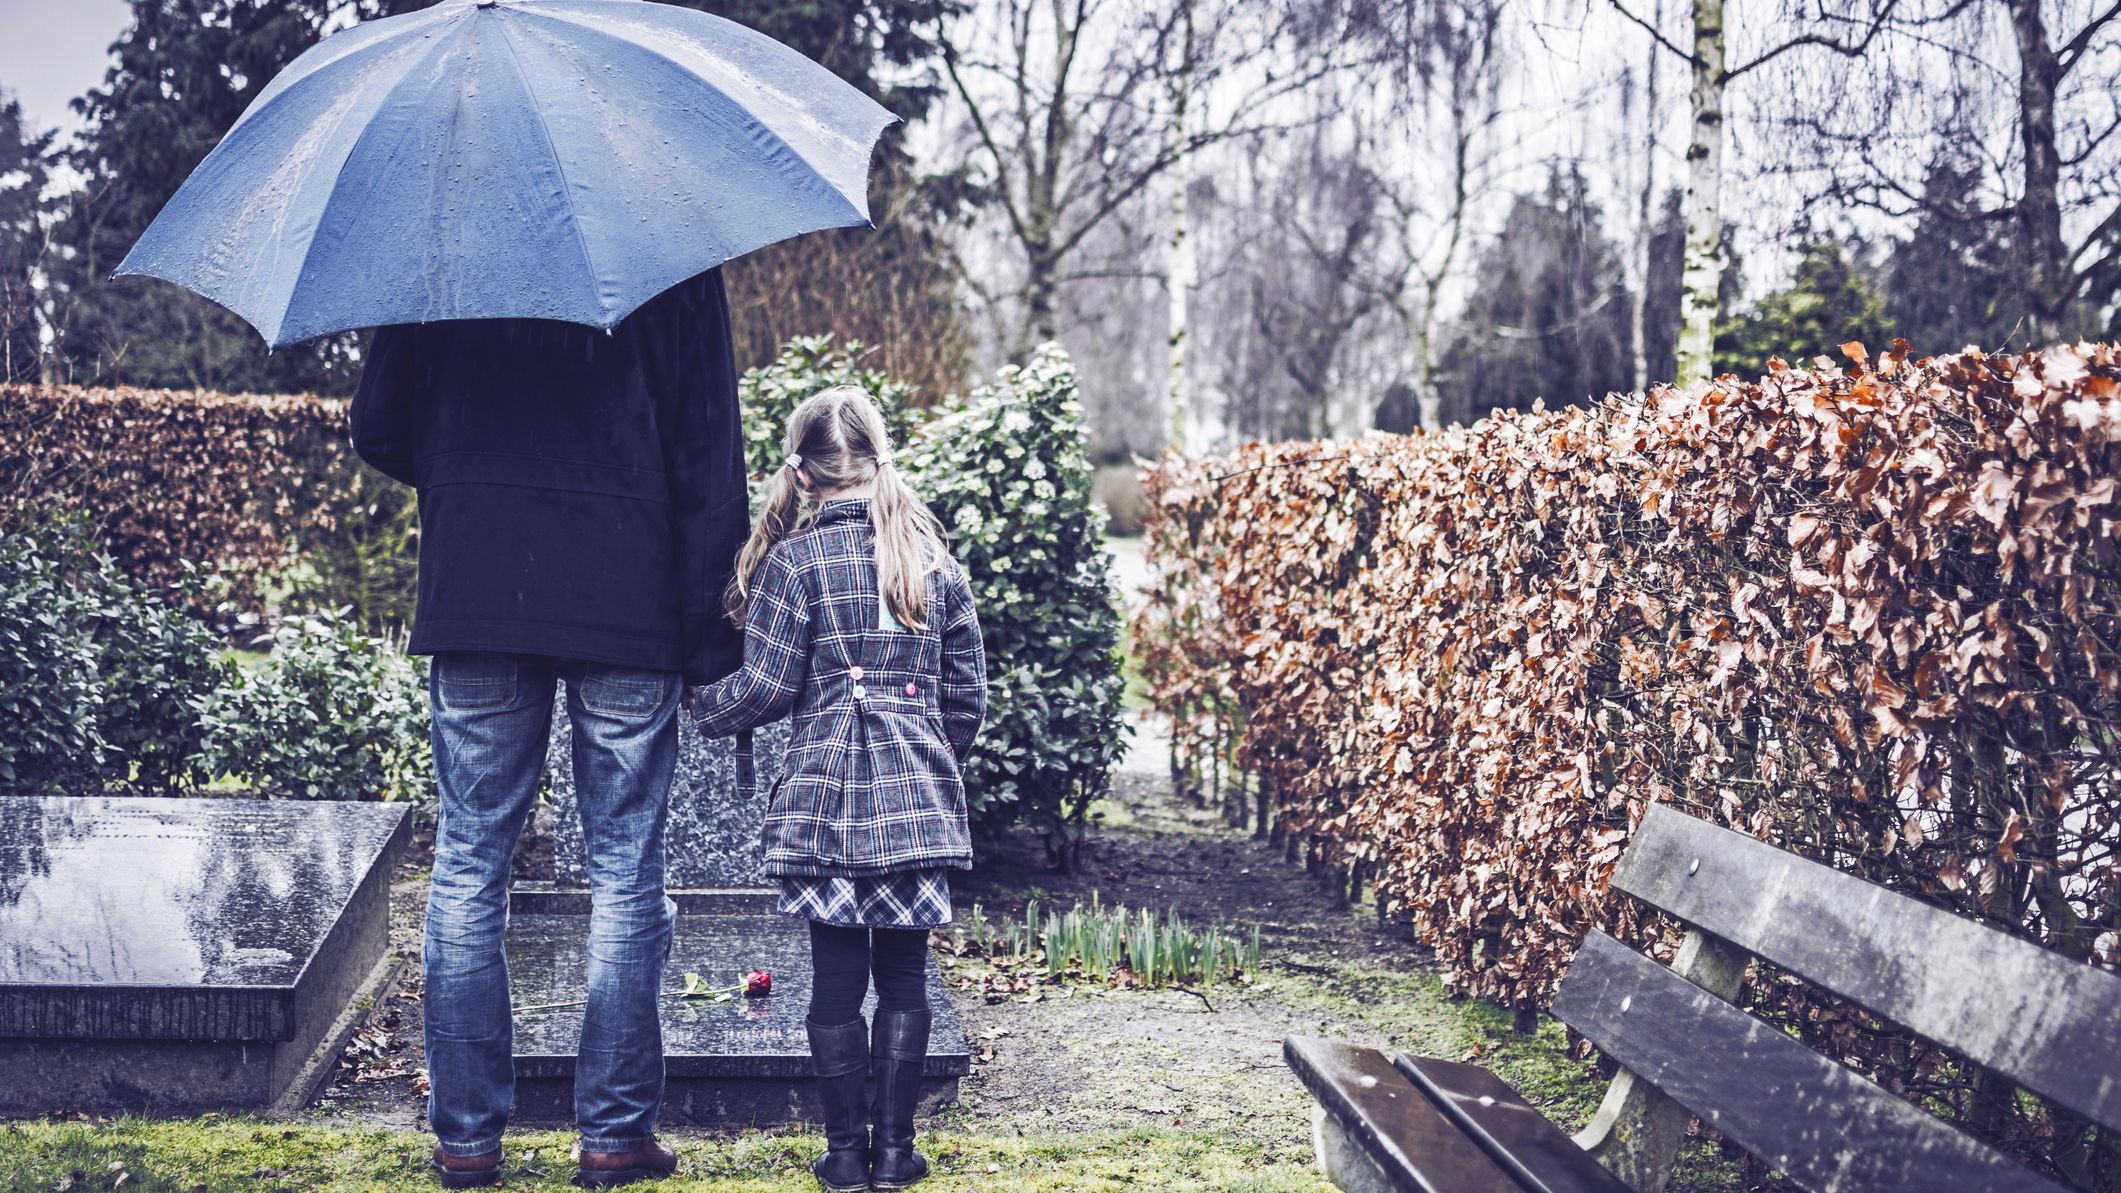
435, 651, 520, 712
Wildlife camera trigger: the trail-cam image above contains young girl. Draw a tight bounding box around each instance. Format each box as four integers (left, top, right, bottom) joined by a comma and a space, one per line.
689, 386, 985, 1193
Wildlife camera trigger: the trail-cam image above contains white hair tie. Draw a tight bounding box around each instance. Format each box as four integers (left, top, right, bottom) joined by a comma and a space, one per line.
784, 454, 803, 471
875, 449, 895, 469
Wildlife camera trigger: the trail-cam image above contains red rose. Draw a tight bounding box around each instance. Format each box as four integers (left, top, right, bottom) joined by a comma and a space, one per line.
744, 969, 772, 997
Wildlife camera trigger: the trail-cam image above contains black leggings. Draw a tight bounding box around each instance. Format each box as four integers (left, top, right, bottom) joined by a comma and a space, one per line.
808, 922, 930, 1024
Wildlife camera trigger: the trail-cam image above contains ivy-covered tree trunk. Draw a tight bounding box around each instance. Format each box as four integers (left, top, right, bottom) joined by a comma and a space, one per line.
2008, 0, 2070, 345
1673, 0, 1725, 388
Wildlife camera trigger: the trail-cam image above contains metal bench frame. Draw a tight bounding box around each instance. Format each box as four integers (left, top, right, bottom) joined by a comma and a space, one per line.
1286, 804, 2121, 1193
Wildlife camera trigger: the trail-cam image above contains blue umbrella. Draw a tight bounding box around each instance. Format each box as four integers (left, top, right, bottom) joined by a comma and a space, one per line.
116, 0, 897, 348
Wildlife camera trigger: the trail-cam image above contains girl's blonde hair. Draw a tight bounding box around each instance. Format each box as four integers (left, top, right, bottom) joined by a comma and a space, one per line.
725, 386, 946, 631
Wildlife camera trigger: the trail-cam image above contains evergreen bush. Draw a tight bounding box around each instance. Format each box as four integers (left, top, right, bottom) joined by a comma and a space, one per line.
902, 345, 1129, 865
737, 335, 918, 484
0, 518, 227, 795
197, 613, 432, 807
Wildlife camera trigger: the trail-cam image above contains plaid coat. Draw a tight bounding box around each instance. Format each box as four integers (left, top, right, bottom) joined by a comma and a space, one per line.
690, 499, 986, 877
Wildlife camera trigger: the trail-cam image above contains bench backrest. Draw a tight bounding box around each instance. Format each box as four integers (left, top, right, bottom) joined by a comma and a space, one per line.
1553, 804, 2121, 1193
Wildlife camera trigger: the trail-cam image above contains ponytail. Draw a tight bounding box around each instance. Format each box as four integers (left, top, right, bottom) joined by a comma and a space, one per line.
724, 457, 804, 626
869, 456, 944, 632
725, 385, 944, 631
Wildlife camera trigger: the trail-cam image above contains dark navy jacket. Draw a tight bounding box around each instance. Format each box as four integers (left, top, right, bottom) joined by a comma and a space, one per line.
349, 268, 746, 687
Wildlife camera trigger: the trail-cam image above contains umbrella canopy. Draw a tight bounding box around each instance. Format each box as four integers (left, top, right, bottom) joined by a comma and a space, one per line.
116, 0, 897, 348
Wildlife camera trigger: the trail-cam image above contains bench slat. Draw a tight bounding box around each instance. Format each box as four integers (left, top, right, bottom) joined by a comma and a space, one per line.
1392, 1054, 1632, 1193
1554, 930, 2071, 1193
1613, 804, 2121, 1133
1284, 1036, 1526, 1193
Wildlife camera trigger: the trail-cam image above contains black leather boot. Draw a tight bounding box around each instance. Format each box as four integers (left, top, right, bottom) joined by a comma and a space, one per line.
807, 1017, 872, 1193
867, 1008, 932, 1191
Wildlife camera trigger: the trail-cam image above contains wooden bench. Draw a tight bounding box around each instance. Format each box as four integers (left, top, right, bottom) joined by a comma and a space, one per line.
1285, 804, 2121, 1193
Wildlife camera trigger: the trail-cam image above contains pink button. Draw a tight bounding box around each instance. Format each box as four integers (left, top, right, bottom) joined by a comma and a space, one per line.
904, 683, 919, 697
849, 666, 865, 681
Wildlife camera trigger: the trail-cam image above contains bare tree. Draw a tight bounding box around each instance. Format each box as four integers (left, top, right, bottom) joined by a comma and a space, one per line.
1382, 0, 1510, 429
1776, 0, 2121, 346
933, 0, 1352, 358
1608, 0, 1906, 384
1619, 0, 1667, 392
1186, 114, 1413, 441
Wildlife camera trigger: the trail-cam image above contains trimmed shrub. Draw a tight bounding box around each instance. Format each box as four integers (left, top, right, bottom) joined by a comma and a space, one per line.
85, 559, 229, 792
0, 518, 226, 795
0, 383, 414, 634
904, 345, 1129, 864
738, 336, 919, 487
0, 522, 107, 794
197, 613, 432, 807
1136, 341, 2121, 1177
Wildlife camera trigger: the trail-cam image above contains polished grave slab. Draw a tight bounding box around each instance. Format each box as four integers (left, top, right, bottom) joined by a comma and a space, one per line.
0, 796, 410, 1114
505, 900, 969, 1126
526, 701, 966, 1125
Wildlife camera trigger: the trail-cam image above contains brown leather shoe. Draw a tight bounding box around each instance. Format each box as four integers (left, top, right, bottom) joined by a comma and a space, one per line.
576, 1136, 680, 1188
429, 1145, 502, 1189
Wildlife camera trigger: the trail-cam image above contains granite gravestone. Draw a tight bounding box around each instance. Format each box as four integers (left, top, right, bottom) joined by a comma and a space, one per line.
0, 796, 409, 1114
545, 693, 789, 889
524, 690, 968, 1125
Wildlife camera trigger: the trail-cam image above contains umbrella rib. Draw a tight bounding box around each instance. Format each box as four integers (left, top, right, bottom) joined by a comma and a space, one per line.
507, 4, 877, 227
492, 17, 605, 319
269, 17, 479, 345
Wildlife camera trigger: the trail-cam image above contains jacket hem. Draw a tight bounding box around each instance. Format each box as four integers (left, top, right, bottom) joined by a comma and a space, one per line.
764, 852, 974, 879
410, 621, 680, 675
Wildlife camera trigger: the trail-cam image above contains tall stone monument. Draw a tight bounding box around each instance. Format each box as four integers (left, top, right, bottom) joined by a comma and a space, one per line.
546, 709, 789, 890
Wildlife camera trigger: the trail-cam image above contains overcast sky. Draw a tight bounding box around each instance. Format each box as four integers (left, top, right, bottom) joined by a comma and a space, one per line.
0, 0, 132, 137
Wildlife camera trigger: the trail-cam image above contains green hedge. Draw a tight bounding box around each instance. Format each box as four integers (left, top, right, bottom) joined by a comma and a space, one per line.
198, 615, 432, 806
0, 518, 430, 808
0, 517, 227, 795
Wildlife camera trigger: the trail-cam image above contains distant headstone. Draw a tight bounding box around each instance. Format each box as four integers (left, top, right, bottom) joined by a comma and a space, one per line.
546, 691, 787, 890
0, 796, 408, 1114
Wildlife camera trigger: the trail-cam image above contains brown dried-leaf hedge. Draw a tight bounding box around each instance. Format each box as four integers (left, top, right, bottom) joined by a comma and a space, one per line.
1136, 343, 2121, 1174
0, 384, 370, 620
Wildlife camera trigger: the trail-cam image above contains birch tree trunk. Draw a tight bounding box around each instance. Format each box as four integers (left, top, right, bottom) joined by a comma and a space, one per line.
1166, 0, 1197, 450
1627, 0, 1663, 393
1672, 0, 1725, 387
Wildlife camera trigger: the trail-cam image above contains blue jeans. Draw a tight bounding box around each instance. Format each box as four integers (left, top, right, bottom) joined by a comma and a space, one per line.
422, 651, 680, 1157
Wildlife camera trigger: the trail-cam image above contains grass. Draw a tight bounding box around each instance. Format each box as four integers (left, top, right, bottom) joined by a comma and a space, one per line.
1254, 949, 1753, 1193
0, 1118, 1332, 1192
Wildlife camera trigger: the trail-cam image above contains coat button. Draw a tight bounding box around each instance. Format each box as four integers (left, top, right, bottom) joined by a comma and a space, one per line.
852, 684, 868, 699
904, 683, 919, 697
850, 666, 865, 681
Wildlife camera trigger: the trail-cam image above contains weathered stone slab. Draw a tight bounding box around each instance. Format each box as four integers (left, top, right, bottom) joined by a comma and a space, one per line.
505, 910, 969, 1126
546, 691, 787, 890
0, 796, 408, 1114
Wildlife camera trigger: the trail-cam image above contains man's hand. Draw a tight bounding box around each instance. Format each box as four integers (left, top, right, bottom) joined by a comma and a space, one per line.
681, 685, 698, 716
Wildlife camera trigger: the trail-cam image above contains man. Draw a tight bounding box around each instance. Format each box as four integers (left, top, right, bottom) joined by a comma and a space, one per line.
351, 269, 747, 1189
